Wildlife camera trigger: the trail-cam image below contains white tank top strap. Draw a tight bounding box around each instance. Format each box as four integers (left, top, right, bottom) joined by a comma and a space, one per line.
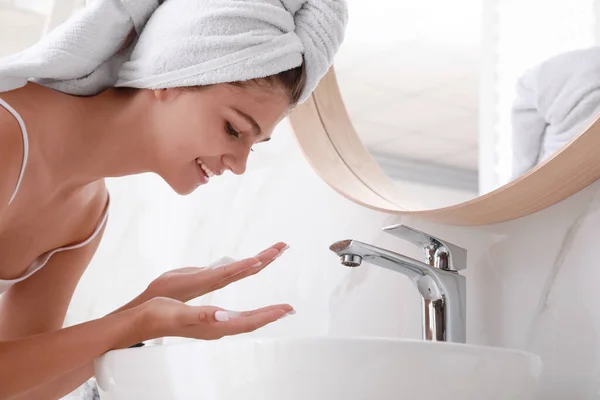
0, 193, 110, 294
0, 98, 110, 295
25, 193, 111, 275
0, 97, 29, 206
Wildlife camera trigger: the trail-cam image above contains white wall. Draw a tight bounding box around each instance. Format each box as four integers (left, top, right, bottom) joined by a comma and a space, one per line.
66, 119, 600, 399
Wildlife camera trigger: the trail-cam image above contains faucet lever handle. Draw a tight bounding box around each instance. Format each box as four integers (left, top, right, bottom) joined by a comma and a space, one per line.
382, 224, 467, 271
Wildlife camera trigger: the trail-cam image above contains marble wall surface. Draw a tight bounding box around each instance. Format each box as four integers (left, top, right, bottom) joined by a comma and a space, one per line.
69, 123, 600, 399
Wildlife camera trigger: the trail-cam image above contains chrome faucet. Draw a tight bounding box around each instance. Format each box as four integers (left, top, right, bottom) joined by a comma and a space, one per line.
329, 224, 467, 343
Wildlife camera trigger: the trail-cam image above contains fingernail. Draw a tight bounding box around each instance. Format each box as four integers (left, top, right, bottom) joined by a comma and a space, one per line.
215, 311, 230, 322
279, 310, 296, 320
274, 247, 289, 259
274, 245, 289, 258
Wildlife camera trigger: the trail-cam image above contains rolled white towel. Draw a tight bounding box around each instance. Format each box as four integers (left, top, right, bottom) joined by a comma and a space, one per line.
0, 0, 143, 95
511, 46, 600, 178
0, 0, 348, 104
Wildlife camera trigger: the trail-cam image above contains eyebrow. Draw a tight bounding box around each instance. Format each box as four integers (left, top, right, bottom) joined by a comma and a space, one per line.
232, 108, 271, 143
233, 108, 262, 136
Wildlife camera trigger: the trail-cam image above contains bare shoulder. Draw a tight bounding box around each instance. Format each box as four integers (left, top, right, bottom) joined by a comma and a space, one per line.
78, 180, 110, 240
0, 203, 108, 337
0, 182, 109, 337
0, 101, 25, 213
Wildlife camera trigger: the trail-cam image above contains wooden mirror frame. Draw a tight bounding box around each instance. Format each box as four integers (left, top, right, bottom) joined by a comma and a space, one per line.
289, 67, 600, 226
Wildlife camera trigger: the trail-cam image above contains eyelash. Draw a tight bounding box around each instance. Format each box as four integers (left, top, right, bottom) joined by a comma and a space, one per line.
226, 122, 254, 152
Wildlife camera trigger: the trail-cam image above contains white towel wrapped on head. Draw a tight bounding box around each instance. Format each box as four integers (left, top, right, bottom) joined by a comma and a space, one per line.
0, 0, 348, 104
0, 0, 139, 95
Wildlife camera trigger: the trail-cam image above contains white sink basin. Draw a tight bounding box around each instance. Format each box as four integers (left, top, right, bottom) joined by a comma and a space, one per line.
94, 337, 542, 400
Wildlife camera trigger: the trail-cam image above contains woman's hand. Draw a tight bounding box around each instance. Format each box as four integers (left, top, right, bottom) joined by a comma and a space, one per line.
140, 297, 294, 341
143, 242, 289, 304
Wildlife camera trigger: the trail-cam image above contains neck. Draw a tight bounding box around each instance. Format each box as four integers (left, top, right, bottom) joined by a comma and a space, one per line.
29, 85, 156, 190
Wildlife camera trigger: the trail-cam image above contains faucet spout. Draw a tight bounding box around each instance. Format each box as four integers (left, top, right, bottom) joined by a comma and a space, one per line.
329, 239, 466, 343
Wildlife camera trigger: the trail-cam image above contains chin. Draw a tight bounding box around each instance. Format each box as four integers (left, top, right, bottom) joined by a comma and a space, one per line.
173, 182, 200, 196
161, 174, 200, 196
174, 186, 197, 196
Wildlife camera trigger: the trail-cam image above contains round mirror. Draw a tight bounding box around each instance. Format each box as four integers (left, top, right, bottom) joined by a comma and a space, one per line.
335, 0, 483, 209
291, 0, 600, 219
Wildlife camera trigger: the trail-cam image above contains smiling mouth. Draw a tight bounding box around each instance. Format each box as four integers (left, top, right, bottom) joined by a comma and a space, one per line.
195, 158, 216, 183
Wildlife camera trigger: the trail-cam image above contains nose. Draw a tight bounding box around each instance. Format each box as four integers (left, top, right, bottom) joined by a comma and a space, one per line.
222, 150, 250, 175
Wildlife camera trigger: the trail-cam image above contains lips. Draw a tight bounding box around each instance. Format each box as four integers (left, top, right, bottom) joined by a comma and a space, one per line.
196, 163, 208, 181
195, 158, 220, 185
196, 159, 216, 178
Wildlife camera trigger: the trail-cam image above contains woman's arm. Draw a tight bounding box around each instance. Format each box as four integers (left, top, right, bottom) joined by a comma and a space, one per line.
10, 364, 95, 400
1, 214, 154, 400
2, 295, 290, 399
1, 243, 290, 399
8, 292, 150, 400
0, 304, 147, 399
0, 211, 108, 399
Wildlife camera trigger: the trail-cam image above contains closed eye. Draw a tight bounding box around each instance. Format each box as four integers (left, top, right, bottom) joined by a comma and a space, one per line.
226, 122, 239, 138
226, 122, 254, 152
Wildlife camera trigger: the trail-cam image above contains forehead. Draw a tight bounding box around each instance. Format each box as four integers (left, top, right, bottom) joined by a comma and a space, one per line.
226, 82, 288, 105
224, 82, 290, 124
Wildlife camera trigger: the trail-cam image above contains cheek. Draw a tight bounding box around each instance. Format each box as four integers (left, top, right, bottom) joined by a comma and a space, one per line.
153, 112, 202, 159
153, 104, 192, 138
159, 96, 232, 157
168, 104, 206, 140
181, 114, 228, 156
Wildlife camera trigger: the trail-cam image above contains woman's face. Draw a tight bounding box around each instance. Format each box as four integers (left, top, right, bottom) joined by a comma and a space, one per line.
147, 83, 290, 195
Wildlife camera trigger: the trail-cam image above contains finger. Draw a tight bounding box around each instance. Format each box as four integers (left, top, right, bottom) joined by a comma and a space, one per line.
198, 245, 290, 296
208, 243, 288, 280
219, 309, 288, 336
207, 253, 281, 293
172, 260, 260, 302
256, 242, 288, 257
255, 248, 280, 265
186, 305, 291, 324
203, 256, 264, 282
256, 243, 289, 264
214, 304, 294, 319
207, 247, 288, 292
239, 304, 295, 317
252, 243, 289, 270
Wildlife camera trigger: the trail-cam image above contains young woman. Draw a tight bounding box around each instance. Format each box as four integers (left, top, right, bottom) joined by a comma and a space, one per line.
0, 0, 347, 397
